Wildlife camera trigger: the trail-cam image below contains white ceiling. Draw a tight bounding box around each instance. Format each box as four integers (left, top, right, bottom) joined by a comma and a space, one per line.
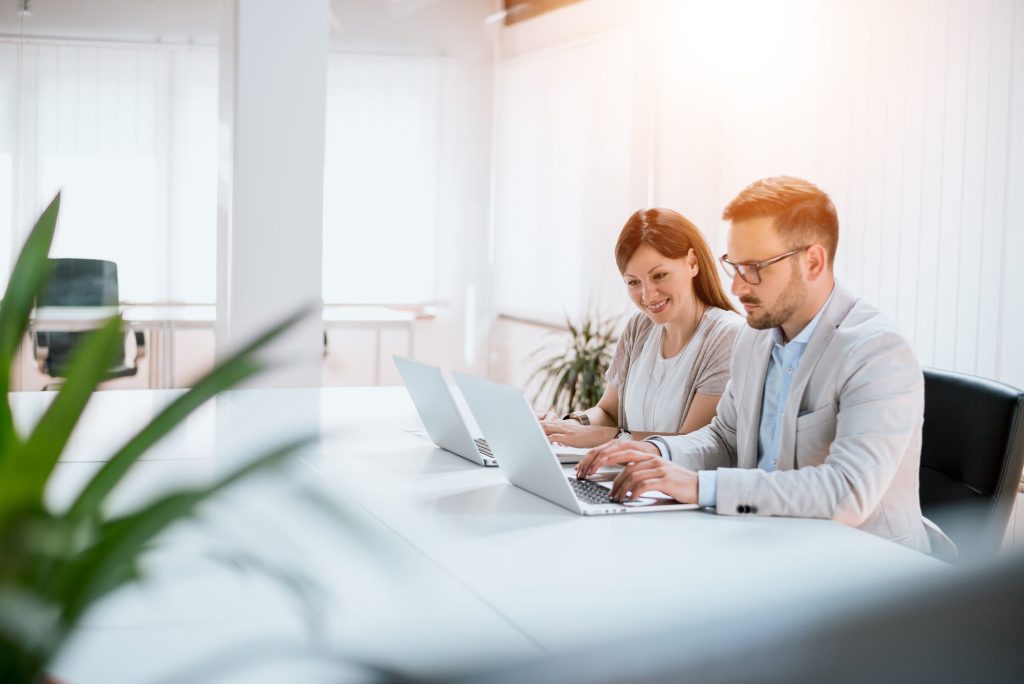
0, 0, 220, 43
0, 0, 489, 48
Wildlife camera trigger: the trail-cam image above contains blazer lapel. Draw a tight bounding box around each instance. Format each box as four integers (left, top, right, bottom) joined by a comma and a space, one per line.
775, 284, 858, 471
739, 332, 774, 469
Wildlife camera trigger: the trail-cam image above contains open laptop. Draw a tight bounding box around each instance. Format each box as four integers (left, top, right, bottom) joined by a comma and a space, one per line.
394, 356, 499, 466
394, 356, 592, 467
452, 371, 700, 515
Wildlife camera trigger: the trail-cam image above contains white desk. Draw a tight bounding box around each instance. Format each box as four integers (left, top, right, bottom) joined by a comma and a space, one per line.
322, 305, 417, 384
24, 387, 943, 683
25, 305, 420, 389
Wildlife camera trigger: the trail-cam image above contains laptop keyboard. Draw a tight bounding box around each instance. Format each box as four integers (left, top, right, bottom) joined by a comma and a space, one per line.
570, 478, 615, 505
474, 438, 493, 457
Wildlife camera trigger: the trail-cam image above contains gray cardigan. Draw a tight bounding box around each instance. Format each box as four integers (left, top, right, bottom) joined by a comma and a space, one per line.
605, 307, 743, 432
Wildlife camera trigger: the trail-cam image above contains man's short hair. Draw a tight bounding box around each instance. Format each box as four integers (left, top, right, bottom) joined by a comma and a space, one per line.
722, 176, 839, 268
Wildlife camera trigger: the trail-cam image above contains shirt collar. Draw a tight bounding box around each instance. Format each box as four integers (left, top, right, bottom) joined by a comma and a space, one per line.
770, 285, 836, 347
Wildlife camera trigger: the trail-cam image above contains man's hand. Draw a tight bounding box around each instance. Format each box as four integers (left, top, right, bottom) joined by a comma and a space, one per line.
609, 459, 699, 504
541, 420, 618, 447
575, 439, 660, 479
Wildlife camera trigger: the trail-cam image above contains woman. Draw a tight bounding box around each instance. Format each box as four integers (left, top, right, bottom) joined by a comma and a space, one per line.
542, 208, 742, 447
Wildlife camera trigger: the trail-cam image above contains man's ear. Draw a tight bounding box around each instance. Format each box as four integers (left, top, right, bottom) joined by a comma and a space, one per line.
805, 244, 828, 280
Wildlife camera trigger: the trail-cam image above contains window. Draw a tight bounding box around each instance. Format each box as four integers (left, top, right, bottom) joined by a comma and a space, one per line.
0, 39, 218, 302
322, 54, 443, 305
491, 32, 636, 324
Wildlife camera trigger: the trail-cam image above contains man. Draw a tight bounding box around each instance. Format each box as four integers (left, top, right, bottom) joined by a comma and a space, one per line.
577, 176, 950, 555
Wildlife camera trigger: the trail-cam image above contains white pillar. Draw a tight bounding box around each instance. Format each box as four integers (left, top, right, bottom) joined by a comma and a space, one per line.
217, 0, 327, 386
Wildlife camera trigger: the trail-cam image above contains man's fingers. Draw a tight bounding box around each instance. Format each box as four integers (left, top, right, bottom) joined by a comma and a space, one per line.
581, 440, 633, 471
577, 440, 655, 478
611, 464, 664, 500
624, 478, 662, 501
580, 450, 654, 481
577, 441, 616, 477
614, 473, 663, 502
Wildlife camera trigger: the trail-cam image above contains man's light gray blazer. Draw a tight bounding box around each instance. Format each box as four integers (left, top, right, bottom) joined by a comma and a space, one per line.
659, 283, 941, 554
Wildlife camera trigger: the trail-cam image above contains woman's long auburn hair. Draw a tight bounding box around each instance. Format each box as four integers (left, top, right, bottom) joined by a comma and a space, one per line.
614, 208, 736, 313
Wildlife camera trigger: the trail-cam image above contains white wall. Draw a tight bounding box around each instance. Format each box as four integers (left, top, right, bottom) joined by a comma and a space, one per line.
489, 0, 1024, 392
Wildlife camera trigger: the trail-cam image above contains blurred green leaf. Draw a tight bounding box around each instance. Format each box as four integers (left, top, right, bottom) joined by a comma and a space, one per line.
0, 194, 61, 466
56, 434, 315, 626
0, 194, 330, 684
66, 307, 310, 524
0, 317, 122, 520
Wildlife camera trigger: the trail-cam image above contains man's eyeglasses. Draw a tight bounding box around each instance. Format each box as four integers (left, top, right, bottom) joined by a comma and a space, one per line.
719, 246, 810, 285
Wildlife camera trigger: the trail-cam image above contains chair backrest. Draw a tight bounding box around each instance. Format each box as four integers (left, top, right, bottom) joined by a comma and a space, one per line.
920, 367, 1024, 560
35, 259, 123, 376
38, 258, 119, 307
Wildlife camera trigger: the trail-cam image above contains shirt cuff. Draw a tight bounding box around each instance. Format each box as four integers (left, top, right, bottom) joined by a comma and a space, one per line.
646, 436, 671, 461
698, 470, 717, 508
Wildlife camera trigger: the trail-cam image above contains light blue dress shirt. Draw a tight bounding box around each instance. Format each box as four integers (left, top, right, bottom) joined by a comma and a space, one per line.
648, 289, 835, 508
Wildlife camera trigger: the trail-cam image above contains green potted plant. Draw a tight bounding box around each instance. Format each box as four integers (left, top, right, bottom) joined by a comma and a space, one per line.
528, 309, 619, 415
0, 194, 317, 683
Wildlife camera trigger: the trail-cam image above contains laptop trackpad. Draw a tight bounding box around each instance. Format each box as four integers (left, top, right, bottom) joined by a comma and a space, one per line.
554, 446, 590, 464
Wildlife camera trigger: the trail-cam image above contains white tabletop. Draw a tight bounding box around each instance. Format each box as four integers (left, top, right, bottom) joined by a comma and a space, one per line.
23, 386, 943, 682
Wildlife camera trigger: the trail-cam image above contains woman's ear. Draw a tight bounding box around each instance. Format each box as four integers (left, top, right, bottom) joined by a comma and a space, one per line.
688, 248, 699, 276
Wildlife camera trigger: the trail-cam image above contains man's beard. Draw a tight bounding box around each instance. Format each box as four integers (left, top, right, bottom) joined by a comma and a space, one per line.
742, 261, 806, 331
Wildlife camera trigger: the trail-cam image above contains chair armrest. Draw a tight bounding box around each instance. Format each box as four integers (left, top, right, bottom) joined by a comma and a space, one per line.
131, 329, 146, 364
32, 331, 49, 373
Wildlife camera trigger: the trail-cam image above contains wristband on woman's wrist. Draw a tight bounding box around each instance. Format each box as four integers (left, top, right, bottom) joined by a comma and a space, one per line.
562, 411, 590, 425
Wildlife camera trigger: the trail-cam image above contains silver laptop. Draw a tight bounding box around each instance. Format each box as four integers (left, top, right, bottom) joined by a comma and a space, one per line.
394, 356, 498, 466
452, 371, 700, 515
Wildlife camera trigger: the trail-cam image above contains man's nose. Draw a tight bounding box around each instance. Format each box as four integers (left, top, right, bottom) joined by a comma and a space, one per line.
730, 272, 748, 297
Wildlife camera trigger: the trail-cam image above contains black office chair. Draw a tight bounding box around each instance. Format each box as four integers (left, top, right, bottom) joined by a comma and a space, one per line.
920, 367, 1024, 561
32, 258, 145, 388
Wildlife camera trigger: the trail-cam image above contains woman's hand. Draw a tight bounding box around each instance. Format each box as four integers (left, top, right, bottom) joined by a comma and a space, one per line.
540, 420, 618, 448
534, 409, 560, 421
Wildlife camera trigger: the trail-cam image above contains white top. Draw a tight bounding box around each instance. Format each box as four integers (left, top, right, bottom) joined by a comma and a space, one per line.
623, 307, 733, 432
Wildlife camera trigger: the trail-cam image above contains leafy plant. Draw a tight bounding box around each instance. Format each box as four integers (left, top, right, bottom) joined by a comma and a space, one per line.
0, 194, 317, 683
528, 309, 619, 415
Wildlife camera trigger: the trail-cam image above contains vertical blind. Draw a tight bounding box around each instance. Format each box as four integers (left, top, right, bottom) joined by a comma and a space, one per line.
0, 39, 218, 302
0, 39, 445, 306
491, 0, 1024, 389
653, 0, 1024, 388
